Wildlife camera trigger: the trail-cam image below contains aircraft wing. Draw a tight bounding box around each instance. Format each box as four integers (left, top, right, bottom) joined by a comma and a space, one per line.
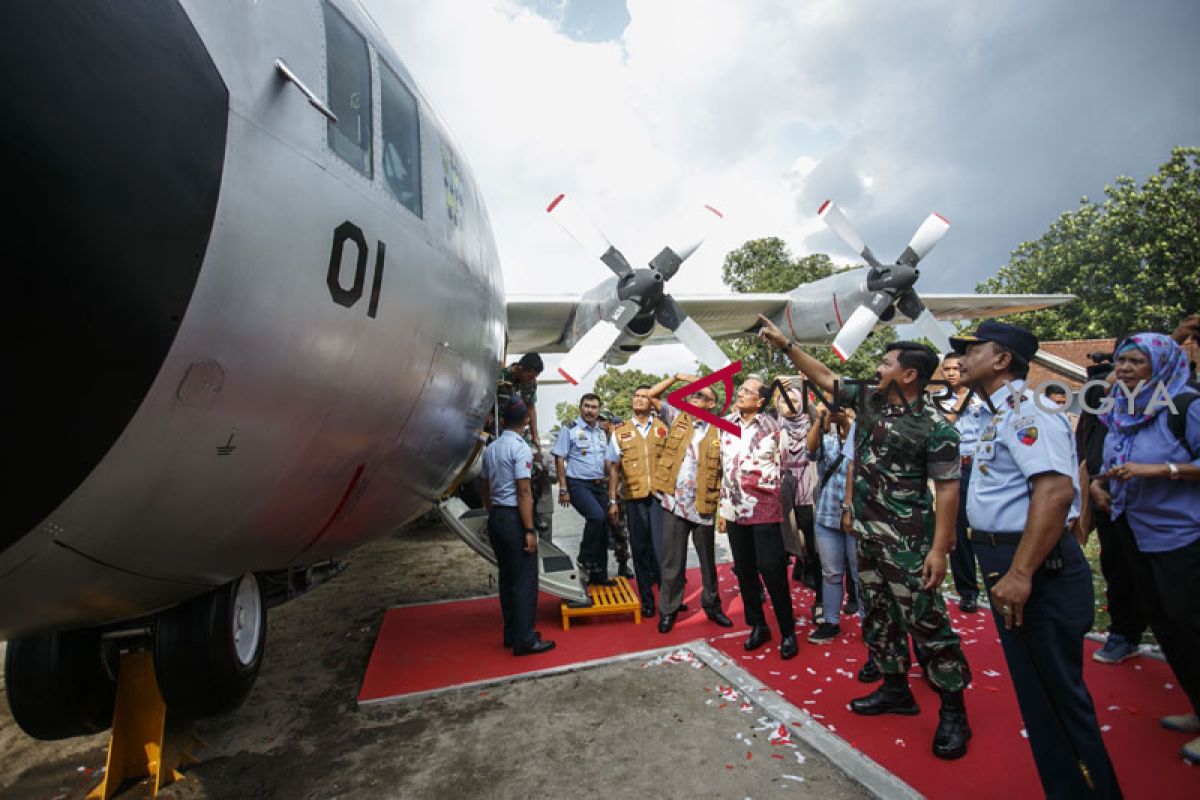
506, 292, 789, 353
917, 293, 1074, 320
506, 291, 1073, 353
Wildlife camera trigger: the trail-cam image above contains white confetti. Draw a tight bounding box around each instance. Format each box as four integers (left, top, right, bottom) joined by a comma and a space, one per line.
769, 723, 792, 745
806, 667, 817, 675
894, 738, 906, 748
769, 670, 781, 676
1020, 729, 1028, 739
827, 724, 836, 732
803, 700, 816, 705
1107, 705, 1120, 711
812, 689, 823, 695
982, 669, 1002, 678
825, 677, 832, 682
1134, 665, 1143, 671
1101, 725, 1112, 732
794, 751, 807, 764
1165, 682, 1175, 690
782, 774, 805, 782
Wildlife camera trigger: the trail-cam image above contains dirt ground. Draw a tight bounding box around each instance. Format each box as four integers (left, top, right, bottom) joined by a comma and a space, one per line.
0, 517, 869, 799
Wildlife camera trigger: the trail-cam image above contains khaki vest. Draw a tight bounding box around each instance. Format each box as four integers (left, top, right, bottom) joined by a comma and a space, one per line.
613, 417, 669, 500
652, 412, 721, 515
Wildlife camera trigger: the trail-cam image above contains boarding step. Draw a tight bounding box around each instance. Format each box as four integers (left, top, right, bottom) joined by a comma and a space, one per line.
560, 576, 642, 630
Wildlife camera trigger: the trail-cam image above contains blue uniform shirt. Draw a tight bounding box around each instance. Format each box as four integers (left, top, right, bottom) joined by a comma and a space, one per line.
481, 430, 533, 507
1103, 400, 1200, 553
967, 381, 1081, 532
955, 394, 984, 459
552, 417, 608, 479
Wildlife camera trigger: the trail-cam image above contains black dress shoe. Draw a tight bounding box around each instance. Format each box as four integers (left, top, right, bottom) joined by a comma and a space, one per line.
744, 625, 772, 651
959, 595, 980, 613
678, 603, 689, 612
780, 632, 799, 660
706, 609, 734, 628
566, 596, 593, 609
933, 695, 971, 759
658, 612, 676, 634
617, 562, 635, 579
850, 677, 920, 716
641, 599, 655, 618
514, 639, 556, 656
857, 658, 883, 683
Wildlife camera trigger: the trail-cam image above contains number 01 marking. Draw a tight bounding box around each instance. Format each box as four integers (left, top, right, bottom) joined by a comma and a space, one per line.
327, 221, 385, 318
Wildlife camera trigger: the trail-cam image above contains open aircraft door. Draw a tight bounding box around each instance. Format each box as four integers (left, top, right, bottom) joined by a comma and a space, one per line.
436, 497, 588, 603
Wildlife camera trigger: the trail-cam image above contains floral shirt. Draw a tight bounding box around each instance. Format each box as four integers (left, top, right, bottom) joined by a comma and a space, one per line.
658, 403, 713, 525
718, 412, 788, 525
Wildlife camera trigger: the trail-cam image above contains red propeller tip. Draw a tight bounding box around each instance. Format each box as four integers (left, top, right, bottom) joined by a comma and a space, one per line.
704, 204, 724, 219
817, 199, 831, 215
832, 344, 849, 362
933, 212, 950, 224
546, 194, 565, 213
558, 367, 578, 385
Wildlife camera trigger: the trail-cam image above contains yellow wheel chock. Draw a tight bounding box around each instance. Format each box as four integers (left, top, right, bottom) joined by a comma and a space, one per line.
86, 650, 205, 799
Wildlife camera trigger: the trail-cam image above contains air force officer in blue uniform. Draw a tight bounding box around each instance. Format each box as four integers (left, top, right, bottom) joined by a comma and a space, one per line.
481, 398, 554, 656
954, 321, 1120, 798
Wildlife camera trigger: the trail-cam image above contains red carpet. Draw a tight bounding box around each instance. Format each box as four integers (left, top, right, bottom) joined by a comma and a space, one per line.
360, 564, 1195, 798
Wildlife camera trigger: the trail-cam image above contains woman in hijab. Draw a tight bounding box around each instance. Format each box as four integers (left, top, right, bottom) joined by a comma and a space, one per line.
776, 384, 822, 622
1093, 331, 1200, 763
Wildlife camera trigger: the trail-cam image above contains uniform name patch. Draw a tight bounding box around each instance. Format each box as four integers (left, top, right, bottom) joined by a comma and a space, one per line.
1017, 426, 1039, 445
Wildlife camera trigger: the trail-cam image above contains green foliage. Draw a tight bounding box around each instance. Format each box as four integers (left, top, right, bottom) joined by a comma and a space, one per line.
553, 400, 579, 428
719, 237, 895, 381
977, 146, 1200, 340
592, 367, 668, 420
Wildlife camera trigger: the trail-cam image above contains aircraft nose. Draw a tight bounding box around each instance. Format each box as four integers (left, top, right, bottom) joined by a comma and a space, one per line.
1, 1, 229, 551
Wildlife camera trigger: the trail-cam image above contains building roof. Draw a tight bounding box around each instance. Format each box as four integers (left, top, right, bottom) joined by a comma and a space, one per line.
1028, 338, 1117, 390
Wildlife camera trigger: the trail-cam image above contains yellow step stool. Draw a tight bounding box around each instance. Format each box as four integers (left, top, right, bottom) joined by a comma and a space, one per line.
560, 576, 642, 630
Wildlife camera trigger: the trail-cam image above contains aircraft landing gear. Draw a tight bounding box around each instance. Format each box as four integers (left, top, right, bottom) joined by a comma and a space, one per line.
154, 572, 266, 719
4, 627, 117, 739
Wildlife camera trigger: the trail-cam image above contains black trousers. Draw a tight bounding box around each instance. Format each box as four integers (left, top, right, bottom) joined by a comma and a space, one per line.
1095, 512, 1147, 643
949, 466, 979, 601
567, 478, 609, 580
974, 533, 1122, 799
624, 496, 662, 605
1116, 517, 1200, 717
791, 505, 819, 587
487, 507, 538, 650
728, 521, 795, 634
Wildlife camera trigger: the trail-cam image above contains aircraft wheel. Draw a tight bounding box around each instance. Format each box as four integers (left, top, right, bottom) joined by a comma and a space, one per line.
155, 573, 266, 719
4, 628, 116, 740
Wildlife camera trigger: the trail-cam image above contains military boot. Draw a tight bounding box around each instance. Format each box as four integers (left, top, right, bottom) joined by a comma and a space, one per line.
849, 674, 920, 716
932, 690, 971, 760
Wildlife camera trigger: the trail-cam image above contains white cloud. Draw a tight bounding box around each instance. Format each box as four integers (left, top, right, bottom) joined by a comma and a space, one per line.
362, 0, 1200, 424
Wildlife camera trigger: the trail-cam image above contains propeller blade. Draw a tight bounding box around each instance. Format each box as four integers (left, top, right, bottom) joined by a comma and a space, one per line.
656, 294, 731, 370
650, 204, 725, 281
556, 301, 640, 385
817, 200, 882, 269
546, 193, 632, 278
831, 292, 891, 362
897, 212, 950, 266
912, 307, 952, 355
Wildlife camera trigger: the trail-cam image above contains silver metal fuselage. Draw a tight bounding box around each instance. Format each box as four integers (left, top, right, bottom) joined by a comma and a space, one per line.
0, 0, 504, 637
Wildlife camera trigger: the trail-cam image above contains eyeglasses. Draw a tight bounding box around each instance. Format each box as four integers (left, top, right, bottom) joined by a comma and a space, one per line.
689, 392, 716, 401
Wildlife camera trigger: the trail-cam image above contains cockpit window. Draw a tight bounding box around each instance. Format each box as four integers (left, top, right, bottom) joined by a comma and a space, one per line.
323, 2, 372, 177
380, 63, 422, 217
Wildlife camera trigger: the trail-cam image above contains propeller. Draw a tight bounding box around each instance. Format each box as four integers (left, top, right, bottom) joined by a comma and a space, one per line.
818, 201, 952, 360
548, 196, 730, 384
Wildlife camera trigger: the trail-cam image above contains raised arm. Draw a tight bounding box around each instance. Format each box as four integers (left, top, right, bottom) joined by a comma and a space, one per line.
647, 373, 696, 411
756, 315, 838, 396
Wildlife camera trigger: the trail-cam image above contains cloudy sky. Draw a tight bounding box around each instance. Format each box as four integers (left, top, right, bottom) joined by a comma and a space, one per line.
362, 0, 1200, 428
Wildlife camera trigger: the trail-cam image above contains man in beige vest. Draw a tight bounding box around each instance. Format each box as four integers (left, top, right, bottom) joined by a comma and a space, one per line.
647, 375, 734, 633
606, 386, 669, 617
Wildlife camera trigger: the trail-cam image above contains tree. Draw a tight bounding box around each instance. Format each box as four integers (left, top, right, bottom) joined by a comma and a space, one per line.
592, 367, 668, 420
977, 146, 1200, 340
553, 400, 578, 429
719, 237, 895, 381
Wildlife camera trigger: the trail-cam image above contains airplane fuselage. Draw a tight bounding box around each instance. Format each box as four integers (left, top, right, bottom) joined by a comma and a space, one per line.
2, 0, 504, 637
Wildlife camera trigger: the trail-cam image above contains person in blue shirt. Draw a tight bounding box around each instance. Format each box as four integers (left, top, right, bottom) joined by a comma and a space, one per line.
806, 404, 858, 647
480, 398, 554, 656
955, 320, 1121, 798
1093, 331, 1200, 764
940, 352, 984, 613
553, 393, 613, 586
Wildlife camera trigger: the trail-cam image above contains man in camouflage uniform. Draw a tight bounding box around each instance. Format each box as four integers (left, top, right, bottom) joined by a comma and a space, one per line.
758, 315, 973, 761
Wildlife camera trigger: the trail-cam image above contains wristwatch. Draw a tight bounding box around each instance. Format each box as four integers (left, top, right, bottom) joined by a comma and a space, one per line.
841, 503, 852, 513
778, 340, 793, 353
608, 498, 618, 506
1167, 462, 1181, 480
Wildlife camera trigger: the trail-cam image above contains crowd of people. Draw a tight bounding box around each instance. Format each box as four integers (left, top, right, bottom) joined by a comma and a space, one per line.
477, 313, 1199, 796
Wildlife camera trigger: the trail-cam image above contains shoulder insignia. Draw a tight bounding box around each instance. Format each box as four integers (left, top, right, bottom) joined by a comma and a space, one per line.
1017, 426, 1039, 446
618, 431, 634, 440
525, 461, 532, 469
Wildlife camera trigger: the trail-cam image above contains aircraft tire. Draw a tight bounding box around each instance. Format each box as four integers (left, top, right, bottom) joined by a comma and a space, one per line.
3, 628, 116, 740
154, 573, 266, 719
